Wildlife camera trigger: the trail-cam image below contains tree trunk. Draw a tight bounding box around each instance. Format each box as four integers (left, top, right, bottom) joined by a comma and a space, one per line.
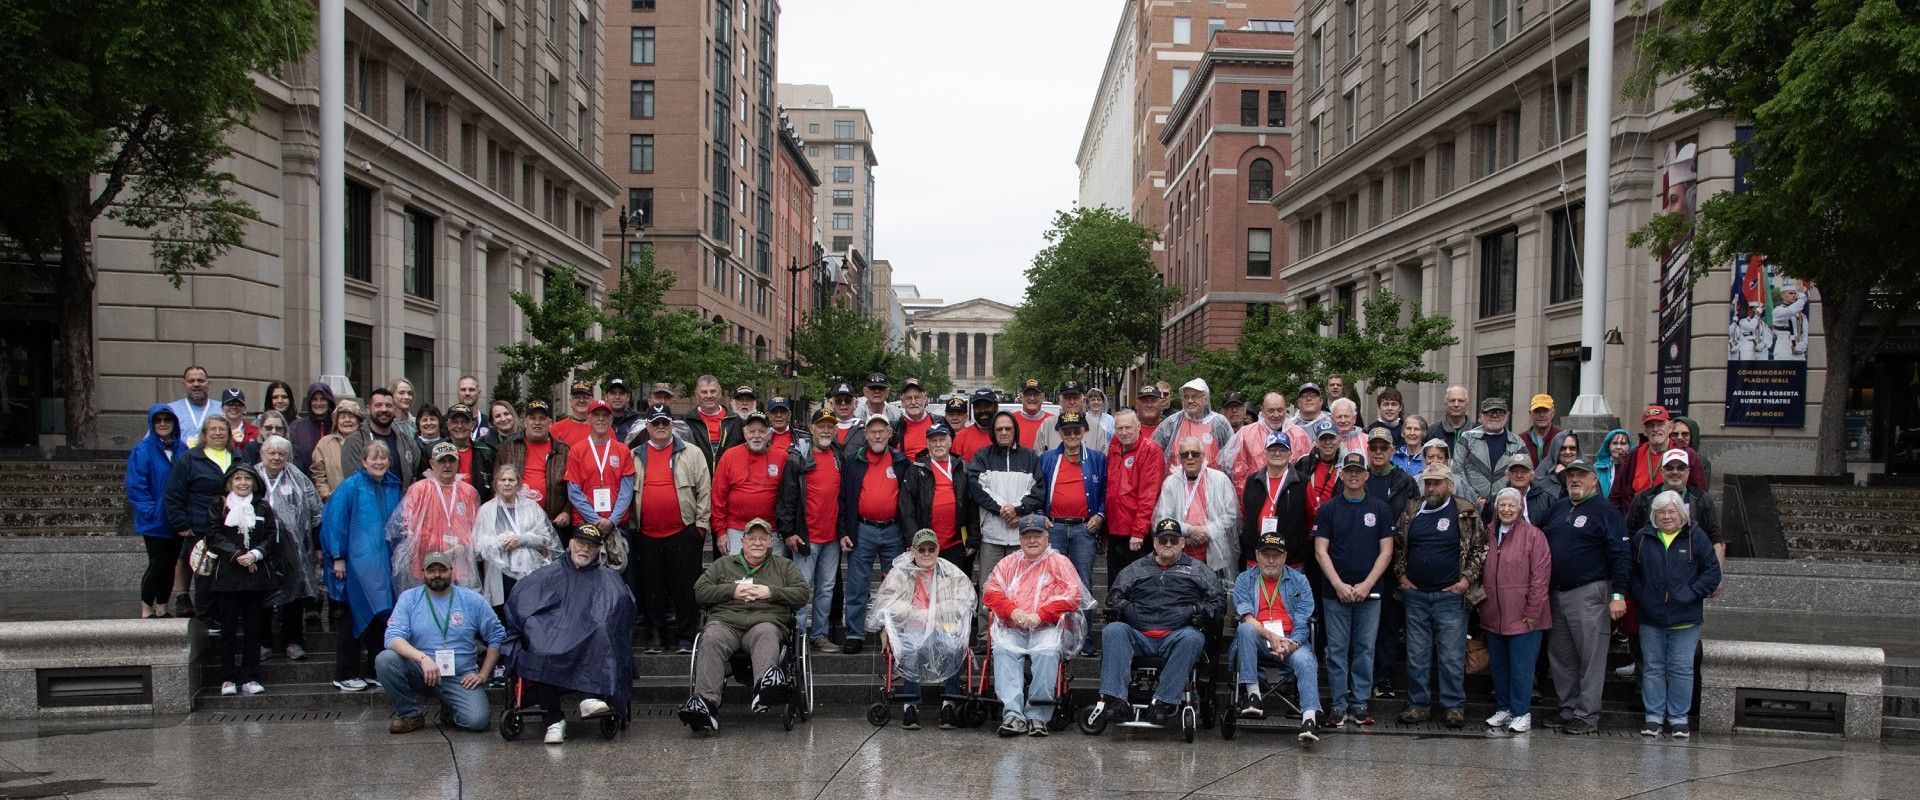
56, 177, 99, 450
1815, 286, 1869, 477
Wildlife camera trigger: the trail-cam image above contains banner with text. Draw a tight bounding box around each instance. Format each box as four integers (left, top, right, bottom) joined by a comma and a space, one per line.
1656, 137, 1698, 414
1723, 126, 1813, 428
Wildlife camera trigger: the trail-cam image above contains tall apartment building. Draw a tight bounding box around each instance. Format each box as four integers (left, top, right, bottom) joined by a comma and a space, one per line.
773, 116, 820, 365
20, 0, 618, 445
602, 0, 784, 362
1272, 0, 1826, 475
1076, 3, 1137, 212
777, 85, 879, 262
1159, 28, 1296, 358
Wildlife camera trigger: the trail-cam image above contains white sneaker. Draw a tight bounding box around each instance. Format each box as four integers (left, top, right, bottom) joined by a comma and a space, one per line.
544, 721, 566, 744
1508, 713, 1532, 733
1486, 710, 1514, 728
1613, 662, 1637, 679
219, 681, 238, 696
241, 681, 266, 695
333, 678, 369, 693
578, 698, 611, 718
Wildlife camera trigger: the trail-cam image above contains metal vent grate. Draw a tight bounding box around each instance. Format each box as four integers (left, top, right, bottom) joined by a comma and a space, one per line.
36, 667, 152, 708
197, 710, 345, 725
1736, 688, 1845, 734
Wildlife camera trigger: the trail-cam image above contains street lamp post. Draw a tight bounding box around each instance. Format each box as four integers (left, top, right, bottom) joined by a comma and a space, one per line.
616, 205, 647, 281
787, 243, 844, 379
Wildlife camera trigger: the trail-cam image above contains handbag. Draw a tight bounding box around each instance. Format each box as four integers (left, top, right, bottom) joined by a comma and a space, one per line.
189, 539, 216, 577
1465, 635, 1490, 675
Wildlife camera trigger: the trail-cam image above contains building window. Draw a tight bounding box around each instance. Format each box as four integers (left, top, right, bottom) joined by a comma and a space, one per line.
629, 134, 654, 172
1173, 17, 1192, 45
402, 84, 421, 142
546, 0, 559, 38
403, 335, 435, 406
1309, 28, 1323, 89
576, 14, 589, 77
1342, 90, 1356, 146
404, 207, 436, 300
1343, 0, 1358, 61
1172, 67, 1191, 98
1478, 227, 1517, 317
832, 235, 852, 251
1246, 228, 1273, 277
1335, 283, 1357, 333
1406, 37, 1423, 104
1437, 140, 1457, 193
1555, 79, 1578, 142
490, 21, 504, 80
1477, 352, 1515, 414
1209, 18, 1227, 36
415, 1, 431, 19
1503, 106, 1522, 166
631, 27, 655, 64
1477, 120, 1499, 177
576, 103, 588, 150
630, 80, 654, 118
345, 180, 372, 282
1550, 203, 1584, 303
832, 213, 853, 230
833, 144, 853, 160
1240, 90, 1260, 126
834, 119, 854, 138
628, 188, 653, 225
1308, 114, 1322, 169
344, 322, 373, 400
1547, 345, 1580, 416
1248, 159, 1273, 201
807, 122, 819, 134
633, 0, 655, 8
1490, 0, 1515, 47
833, 165, 853, 183
832, 189, 853, 206
545, 74, 559, 127
1249, 19, 1294, 33
1267, 90, 1286, 126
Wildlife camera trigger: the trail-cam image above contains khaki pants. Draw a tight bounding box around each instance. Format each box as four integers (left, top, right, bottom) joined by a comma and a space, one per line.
693, 620, 783, 706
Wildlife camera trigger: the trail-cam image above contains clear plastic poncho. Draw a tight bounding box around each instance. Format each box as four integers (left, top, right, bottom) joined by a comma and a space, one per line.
472, 495, 557, 606
386, 478, 482, 593
254, 462, 325, 606
866, 551, 977, 684
982, 547, 1096, 657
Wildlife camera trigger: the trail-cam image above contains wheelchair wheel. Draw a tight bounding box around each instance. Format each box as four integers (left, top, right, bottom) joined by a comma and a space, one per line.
598, 715, 620, 740
865, 702, 891, 727
782, 706, 797, 732
959, 700, 988, 728
1181, 706, 1197, 743
1077, 703, 1110, 736
499, 710, 524, 741
1220, 708, 1238, 740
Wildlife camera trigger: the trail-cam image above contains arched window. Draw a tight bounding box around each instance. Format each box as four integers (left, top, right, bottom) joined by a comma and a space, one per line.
755, 336, 768, 362
1248, 158, 1274, 201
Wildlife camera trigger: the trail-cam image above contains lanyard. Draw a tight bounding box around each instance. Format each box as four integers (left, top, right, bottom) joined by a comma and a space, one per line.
1265, 473, 1284, 518
738, 554, 763, 577
931, 457, 953, 484
182, 401, 210, 436
424, 590, 453, 636
587, 436, 614, 481
1185, 476, 1203, 510
433, 480, 456, 524
1259, 576, 1282, 614
265, 469, 286, 499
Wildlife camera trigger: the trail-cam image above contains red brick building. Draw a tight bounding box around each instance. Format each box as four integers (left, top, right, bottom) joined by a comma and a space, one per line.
773, 116, 819, 365
1159, 28, 1296, 358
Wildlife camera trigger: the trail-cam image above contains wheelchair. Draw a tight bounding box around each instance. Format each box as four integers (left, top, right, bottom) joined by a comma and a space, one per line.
497, 670, 626, 742
683, 622, 813, 732
941, 612, 1082, 732
1076, 620, 1219, 743
865, 628, 979, 727
1219, 619, 1323, 743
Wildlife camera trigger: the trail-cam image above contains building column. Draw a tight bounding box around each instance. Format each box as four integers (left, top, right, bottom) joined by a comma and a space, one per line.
1442, 233, 1472, 393
1419, 249, 1443, 413
380, 186, 416, 389
443, 213, 471, 399
469, 228, 496, 385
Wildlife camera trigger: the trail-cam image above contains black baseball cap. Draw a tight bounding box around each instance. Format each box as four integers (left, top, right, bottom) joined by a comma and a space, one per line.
445, 403, 474, 420
1136, 385, 1163, 399
741, 411, 770, 427
1152, 518, 1184, 539
220, 388, 246, 405
569, 381, 592, 396
831, 382, 856, 398
1222, 391, 1248, 407
605, 378, 630, 392
524, 399, 553, 417
645, 404, 674, 422
1020, 378, 1042, 393
1059, 380, 1085, 396
1297, 382, 1322, 397
1256, 533, 1286, 552
733, 385, 756, 399
901, 377, 923, 392
927, 421, 953, 438
1056, 411, 1088, 431
970, 388, 999, 404
945, 397, 969, 413
865, 372, 889, 388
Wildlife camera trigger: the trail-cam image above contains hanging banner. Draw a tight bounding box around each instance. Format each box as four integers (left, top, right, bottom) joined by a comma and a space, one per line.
1724, 127, 1814, 428
1655, 137, 1698, 415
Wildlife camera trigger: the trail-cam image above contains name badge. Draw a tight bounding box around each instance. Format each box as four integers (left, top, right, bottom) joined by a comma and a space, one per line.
186, 435, 200, 448
433, 648, 456, 675
767, 464, 779, 477
1263, 621, 1288, 637
885, 467, 896, 479
1261, 517, 1278, 534
1573, 515, 1588, 529
592, 487, 613, 514
735, 577, 755, 586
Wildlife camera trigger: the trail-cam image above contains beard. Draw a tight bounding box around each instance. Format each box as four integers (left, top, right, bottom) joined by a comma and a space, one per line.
425, 576, 452, 592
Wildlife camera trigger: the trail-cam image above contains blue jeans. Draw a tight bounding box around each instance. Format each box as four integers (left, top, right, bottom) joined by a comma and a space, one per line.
1229, 622, 1321, 713
1485, 630, 1543, 716
1639, 624, 1704, 724
1321, 596, 1380, 713
1403, 589, 1467, 709
1047, 522, 1096, 600
994, 627, 1064, 722
1099, 623, 1204, 705
790, 542, 840, 640
842, 523, 903, 641
373, 649, 491, 730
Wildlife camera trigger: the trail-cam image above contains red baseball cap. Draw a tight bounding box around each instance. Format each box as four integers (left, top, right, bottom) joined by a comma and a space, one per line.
1642, 405, 1671, 423
587, 399, 612, 415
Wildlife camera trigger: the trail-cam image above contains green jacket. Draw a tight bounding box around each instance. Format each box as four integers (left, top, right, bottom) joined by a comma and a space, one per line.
694, 553, 811, 633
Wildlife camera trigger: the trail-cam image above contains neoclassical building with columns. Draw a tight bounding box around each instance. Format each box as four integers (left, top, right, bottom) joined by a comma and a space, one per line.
907, 299, 1017, 394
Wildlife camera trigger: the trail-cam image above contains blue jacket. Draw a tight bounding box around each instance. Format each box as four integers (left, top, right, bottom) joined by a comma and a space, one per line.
1629, 523, 1722, 628
164, 445, 238, 538
126, 404, 187, 539
1232, 565, 1313, 645
320, 468, 404, 636
1037, 445, 1107, 520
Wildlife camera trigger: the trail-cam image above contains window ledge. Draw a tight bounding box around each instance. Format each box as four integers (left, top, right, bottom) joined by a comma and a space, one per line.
1474, 311, 1517, 328
403, 293, 441, 314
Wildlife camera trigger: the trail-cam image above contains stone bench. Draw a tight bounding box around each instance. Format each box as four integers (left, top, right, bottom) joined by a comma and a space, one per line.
1701, 639, 1883, 739
0, 619, 195, 719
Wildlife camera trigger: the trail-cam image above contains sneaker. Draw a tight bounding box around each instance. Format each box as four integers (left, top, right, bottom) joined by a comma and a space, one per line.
901, 705, 921, 730
1508, 713, 1532, 733
1352, 709, 1375, 726
1327, 711, 1346, 730
675, 639, 694, 655
1239, 689, 1266, 719
1373, 680, 1397, 699
1641, 721, 1663, 737
1486, 710, 1514, 728
1541, 715, 1566, 730
1444, 708, 1465, 729
842, 638, 865, 655
677, 696, 719, 731
1079, 642, 1100, 658
169, 593, 191, 616
754, 668, 792, 708
1669, 723, 1690, 739
642, 632, 664, 654
1146, 701, 1176, 727
363, 677, 381, 689
333, 678, 369, 693
1399, 707, 1431, 724
810, 636, 841, 654
219, 681, 237, 696
285, 644, 307, 661
1298, 711, 1321, 742
241, 681, 265, 695
1562, 718, 1596, 735
937, 703, 958, 730
259, 646, 274, 662
579, 698, 612, 719
389, 713, 425, 734
544, 721, 565, 744
998, 714, 1026, 737
1614, 662, 1638, 679
1027, 720, 1049, 737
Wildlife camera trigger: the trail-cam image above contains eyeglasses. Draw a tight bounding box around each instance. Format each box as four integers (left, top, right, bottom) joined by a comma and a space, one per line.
912, 545, 939, 554
1179, 451, 1203, 458
1560, 446, 1579, 453
1662, 464, 1689, 472
263, 425, 286, 433
1671, 431, 1691, 439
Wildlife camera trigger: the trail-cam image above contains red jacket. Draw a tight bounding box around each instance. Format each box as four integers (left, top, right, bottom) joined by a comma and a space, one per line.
1103, 436, 1167, 539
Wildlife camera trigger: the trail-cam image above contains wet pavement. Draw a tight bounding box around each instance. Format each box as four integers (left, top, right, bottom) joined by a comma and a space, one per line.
0, 711, 1917, 799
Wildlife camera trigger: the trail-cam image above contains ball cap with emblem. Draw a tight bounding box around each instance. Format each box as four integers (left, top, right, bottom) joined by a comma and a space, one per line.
1297, 382, 1322, 397
926, 420, 953, 438
1642, 404, 1671, 423
1152, 518, 1184, 539
1529, 393, 1555, 411
1480, 396, 1510, 413
901, 377, 923, 392
445, 403, 474, 420
1339, 450, 1368, 470
570, 380, 593, 396
430, 442, 459, 462
911, 529, 939, 548
970, 387, 999, 404
572, 524, 606, 547
606, 377, 630, 393
864, 414, 892, 428
1136, 385, 1163, 399
645, 404, 674, 422
1366, 426, 1394, 445
422, 550, 455, 570
1019, 513, 1051, 533
220, 388, 246, 406
648, 382, 676, 398
1265, 430, 1292, 451
1419, 462, 1454, 483
831, 382, 856, 398
1059, 380, 1085, 396
524, 399, 553, 417
1055, 411, 1088, 431
1255, 532, 1286, 552
1564, 457, 1596, 474
767, 396, 792, 412
865, 372, 889, 389
732, 385, 756, 399
1500, 452, 1535, 471
741, 410, 770, 427
945, 397, 969, 413
742, 518, 774, 536
587, 399, 612, 415
1021, 378, 1042, 394
1661, 448, 1690, 467
811, 408, 837, 425
1222, 391, 1248, 408
1316, 426, 1340, 440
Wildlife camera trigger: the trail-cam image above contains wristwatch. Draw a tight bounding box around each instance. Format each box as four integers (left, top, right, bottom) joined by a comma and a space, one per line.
1610, 593, 1625, 601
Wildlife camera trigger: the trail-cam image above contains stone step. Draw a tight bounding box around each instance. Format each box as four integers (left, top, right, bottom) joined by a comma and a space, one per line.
1885, 716, 1920, 740
0, 527, 130, 537
0, 510, 127, 530
1884, 661, 1920, 686
1772, 486, 1920, 500
1882, 686, 1920, 719
0, 495, 132, 511
0, 484, 130, 499
0, 460, 130, 473
1783, 534, 1920, 559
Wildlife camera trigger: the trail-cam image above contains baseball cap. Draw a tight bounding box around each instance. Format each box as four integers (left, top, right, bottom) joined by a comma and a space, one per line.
1422, 437, 1451, 453
572, 524, 606, 547
741, 411, 771, 427
1339, 450, 1368, 470
1055, 411, 1088, 430
648, 382, 676, 398
220, 388, 246, 405
1366, 427, 1394, 445
926, 420, 953, 438
832, 382, 856, 398
970, 387, 999, 403
569, 381, 592, 396
1136, 385, 1163, 399
524, 399, 553, 417
945, 397, 969, 413
586, 399, 612, 415
1021, 378, 1042, 393
864, 414, 893, 428
445, 403, 474, 420
606, 378, 631, 392
1222, 391, 1248, 407
767, 396, 792, 412
422, 551, 454, 570
1297, 382, 1322, 397
1018, 514, 1051, 533
1661, 449, 1690, 467
645, 404, 674, 422
1480, 396, 1510, 413
901, 377, 923, 392
1059, 380, 1085, 396
1418, 462, 1454, 483
1500, 452, 1535, 471
1530, 393, 1554, 411
742, 518, 774, 537
1255, 533, 1286, 552
1564, 457, 1595, 474
733, 385, 756, 399
430, 442, 459, 462
1643, 405, 1671, 423
1265, 430, 1292, 450
911, 529, 939, 549
1152, 518, 1184, 539
1316, 427, 1340, 440
865, 372, 889, 388
812, 408, 837, 425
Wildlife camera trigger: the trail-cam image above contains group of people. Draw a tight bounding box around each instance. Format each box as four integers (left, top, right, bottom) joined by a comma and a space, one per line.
125, 365, 1722, 742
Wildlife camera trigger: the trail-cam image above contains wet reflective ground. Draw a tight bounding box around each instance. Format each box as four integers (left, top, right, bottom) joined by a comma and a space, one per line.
1, 711, 1916, 799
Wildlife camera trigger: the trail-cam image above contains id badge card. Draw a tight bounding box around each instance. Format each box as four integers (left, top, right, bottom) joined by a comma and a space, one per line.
433, 648, 456, 675
735, 577, 755, 586
1260, 517, 1278, 534
1262, 621, 1287, 637
592, 487, 612, 514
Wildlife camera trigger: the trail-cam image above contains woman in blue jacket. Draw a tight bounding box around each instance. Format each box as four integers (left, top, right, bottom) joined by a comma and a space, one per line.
1630, 490, 1721, 739
127, 404, 187, 618
319, 440, 405, 693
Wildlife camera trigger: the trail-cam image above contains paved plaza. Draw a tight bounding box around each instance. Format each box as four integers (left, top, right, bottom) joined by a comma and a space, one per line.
1, 711, 1915, 800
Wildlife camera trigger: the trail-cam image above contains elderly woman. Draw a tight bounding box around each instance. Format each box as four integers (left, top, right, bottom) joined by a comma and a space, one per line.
1478, 487, 1551, 734
310, 399, 362, 500
1631, 490, 1722, 738
867, 529, 978, 731
254, 435, 324, 661
1540, 432, 1583, 499
473, 463, 556, 615
1392, 415, 1429, 475
203, 465, 281, 696
320, 440, 405, 693
243, 410, 290, 464
128, 404, 187, 618
289, 382, 335, 473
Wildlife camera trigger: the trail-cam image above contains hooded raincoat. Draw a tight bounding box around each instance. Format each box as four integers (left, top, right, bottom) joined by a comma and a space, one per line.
288, 382, 334, 473
966, 411, 1044, 547
320, 467, 404, 636
473, 494, 557, 606
1153, 465, 1242, 574
502, 551, 637, 710
1593, 428, 1630, 498
127, 404, 187, 539
386, 477, 482, 594
253, 460, 324, 606
1151, 378, 1235, 468
981, 545, 1095, 656
866, 551, 978, 683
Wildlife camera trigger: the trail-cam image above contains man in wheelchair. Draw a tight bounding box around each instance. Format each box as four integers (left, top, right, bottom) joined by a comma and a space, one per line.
1229, 532, 1321, 740
1093, 518, 1226, 728
680, 519, 810, 732
500, 523, 636, 744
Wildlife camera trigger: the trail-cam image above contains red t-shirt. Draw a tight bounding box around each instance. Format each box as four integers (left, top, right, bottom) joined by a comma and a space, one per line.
769, 428, 794, 459
563, 436, 635, 524
1051, 457, 1089, 519
804, 452, 841, 544
550, 417, 590, 448
1180, 475, 1209, 561
1254, 575, 1292, 633
638, 442, 683, 538
521, 439, 552, 505
897, 414, 934, 460
697, 407, 728, 444
455, 446, 474, 485
929, 457, 960, 550
952, 425, 993, 463
1016, 411, 1054, 450
713, 445, 782, 533
857, 449, 900, 522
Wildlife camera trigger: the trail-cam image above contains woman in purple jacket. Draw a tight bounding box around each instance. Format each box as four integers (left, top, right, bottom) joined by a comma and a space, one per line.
1476, 487, 1552, 734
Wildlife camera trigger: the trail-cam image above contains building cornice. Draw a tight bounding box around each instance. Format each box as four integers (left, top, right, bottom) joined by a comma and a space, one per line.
1162, 44, 1296, 146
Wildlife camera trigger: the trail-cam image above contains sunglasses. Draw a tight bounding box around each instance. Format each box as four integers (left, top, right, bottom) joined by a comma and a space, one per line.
913, 545, 939, 554
1179, 450, 1203, 458
1153, 534, 1185, 542
1662, 464, 1689, 471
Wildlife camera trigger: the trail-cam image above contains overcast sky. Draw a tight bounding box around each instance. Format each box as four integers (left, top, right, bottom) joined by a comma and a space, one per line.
777, 0, 1117, 307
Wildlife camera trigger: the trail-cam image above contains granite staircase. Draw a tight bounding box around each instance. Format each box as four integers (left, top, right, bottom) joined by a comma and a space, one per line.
1773, 485, 1920, 564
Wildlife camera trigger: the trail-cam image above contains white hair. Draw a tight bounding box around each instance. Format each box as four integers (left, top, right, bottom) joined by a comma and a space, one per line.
1650, 490, 1691, 529
1493, 487, 1524, 512
261, 435, 293, 457
1330, 397, 1358, 415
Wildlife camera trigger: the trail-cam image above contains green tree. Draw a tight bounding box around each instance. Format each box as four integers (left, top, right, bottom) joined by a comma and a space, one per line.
588, 250, 772, 397
1628, 0, 1920, 475
998, 206, 1180, 389
495, 265, 597, 404
791, 305, 952, 402
1179, 290, 1456, 401
0, 0, 316, 446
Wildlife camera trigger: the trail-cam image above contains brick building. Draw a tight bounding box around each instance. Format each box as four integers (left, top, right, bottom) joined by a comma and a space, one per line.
773, 115, 820, 364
